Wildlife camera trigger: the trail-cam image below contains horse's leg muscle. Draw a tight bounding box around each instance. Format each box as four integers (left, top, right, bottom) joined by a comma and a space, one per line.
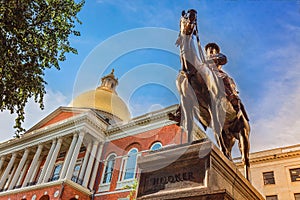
238, 117, 250, 180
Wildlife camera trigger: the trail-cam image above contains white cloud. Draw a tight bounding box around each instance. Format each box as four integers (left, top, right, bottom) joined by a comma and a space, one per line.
0, 89, 68, 142
250, 42, 300, 152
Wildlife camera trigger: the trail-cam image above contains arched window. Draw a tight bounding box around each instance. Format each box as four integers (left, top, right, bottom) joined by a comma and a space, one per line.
150, 142, 162, 151
102, 154, 116, 184
39, 195, 50, 200
124, 148, 138, 180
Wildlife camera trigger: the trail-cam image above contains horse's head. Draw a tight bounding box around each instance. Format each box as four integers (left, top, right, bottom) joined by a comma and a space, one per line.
180, 9, 197, 35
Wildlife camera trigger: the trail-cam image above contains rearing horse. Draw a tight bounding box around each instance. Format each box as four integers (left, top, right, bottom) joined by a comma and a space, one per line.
171, 9, 251, 180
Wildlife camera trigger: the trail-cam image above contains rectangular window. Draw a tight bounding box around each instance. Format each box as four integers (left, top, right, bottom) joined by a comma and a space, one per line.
295, 193, 300, 200
50, 163, 62, 181
266, 195, 278, 200
290, 168, 300, 182
71, 163, 81, 183
263, 171, 275, 185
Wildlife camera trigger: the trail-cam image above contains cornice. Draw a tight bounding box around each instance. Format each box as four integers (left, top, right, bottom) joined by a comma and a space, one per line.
106, 105, 177, 135
105, 105, 177, 141
0, 180, 63, 197
26, 106, 94, 132
0, 111, 107, 156
234, 150, 300, 166
106, 119, 176, 141
0, 179, 92, 197
251, 151, 300, 164
64, 179, 92, 195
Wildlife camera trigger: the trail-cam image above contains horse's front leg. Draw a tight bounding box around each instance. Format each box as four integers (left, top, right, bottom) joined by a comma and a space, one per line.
179, 90, 194, 143
178, 77, 195, 143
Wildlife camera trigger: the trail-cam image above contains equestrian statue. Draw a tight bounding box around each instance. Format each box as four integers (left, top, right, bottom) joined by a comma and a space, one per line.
168, 9, 251, 180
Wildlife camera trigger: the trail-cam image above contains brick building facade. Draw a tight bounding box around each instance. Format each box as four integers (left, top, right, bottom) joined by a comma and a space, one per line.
0, 71, 204, 200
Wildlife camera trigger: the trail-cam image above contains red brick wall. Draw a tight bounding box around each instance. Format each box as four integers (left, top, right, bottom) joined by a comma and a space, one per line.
61, 184, 90, 200
0, 185, 61, 200
94, 191, 131, 200
0, 182, 91, 200
41, 111, 79, 128
93, 124, 185, 195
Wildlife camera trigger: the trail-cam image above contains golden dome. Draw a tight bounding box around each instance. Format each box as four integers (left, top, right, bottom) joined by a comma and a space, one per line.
70, 69, 131, 121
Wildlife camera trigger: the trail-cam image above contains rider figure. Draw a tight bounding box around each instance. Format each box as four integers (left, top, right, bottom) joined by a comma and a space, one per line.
205, 43, 242, 116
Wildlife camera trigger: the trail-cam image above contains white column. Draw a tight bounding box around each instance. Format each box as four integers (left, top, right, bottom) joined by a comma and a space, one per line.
78, 142, 92, 184
5, 165, 17, 189
0, 153, 17, 189
60, 133, 78, 179
29, 159, 42, 184
43, 138, 63, 183
23, 144, 43, 187
89, 143, 103, 189
8, 149, 30, 190
16, 160, 30, 187
82, 141, 99, 187
37, 140, 56, 184
0, 156, 6, 172
66, 132, 85, 180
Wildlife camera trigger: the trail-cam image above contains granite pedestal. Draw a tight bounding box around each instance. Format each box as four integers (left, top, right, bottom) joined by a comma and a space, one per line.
137, 140, 264, 200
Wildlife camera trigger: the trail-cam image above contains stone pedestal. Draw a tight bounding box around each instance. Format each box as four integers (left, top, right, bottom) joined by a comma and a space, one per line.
137, 140, 264, 200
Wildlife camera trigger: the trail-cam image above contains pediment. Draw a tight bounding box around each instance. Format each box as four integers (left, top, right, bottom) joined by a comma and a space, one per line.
26, 107, 89, 133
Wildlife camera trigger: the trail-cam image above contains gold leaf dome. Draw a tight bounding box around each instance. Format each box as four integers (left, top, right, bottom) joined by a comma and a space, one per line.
70, 69, 131, 121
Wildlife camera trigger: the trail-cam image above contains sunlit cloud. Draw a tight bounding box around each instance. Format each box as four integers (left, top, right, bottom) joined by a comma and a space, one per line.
0, 89, 68, 142
250, 41, 300, 152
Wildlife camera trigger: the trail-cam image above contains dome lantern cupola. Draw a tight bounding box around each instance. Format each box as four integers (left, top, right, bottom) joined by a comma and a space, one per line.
98, 69, 118, 93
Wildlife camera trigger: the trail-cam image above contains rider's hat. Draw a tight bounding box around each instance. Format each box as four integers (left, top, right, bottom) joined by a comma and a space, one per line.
205, 43, 220, 53
188, 9, 197, 14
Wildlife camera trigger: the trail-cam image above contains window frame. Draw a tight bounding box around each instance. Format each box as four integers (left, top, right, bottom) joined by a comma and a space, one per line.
263, 171, 275, 185
98, 153, 117, 192
265, 195, 278, 200
116, 148, 140, 189
294, 193, 300, 200
289, 168, 300, 182
101, 153, 117, 184
50, 162, 63, 182
150, 142, 162, 151
71, 158, 83, 183
123, 148, 138, 180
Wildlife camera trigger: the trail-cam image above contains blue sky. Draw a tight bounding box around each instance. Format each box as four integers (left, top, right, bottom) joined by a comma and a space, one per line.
1, 0, 300, 154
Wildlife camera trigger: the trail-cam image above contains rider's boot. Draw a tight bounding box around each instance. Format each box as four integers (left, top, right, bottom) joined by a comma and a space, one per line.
231, 97, 242, 118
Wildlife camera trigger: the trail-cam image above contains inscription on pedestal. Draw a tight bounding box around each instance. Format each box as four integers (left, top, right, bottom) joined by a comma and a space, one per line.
151, 171, 195, 186
138, 156, 208, 196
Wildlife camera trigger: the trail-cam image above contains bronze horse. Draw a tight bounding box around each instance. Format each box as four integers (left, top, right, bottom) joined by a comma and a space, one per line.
170, 9, 250, 180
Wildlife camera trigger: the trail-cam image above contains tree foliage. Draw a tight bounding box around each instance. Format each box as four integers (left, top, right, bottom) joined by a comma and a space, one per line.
0, 0, 84, 136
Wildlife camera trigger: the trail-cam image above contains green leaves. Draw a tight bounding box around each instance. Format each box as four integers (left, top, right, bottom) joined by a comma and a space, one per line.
0, 0, 84, 137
